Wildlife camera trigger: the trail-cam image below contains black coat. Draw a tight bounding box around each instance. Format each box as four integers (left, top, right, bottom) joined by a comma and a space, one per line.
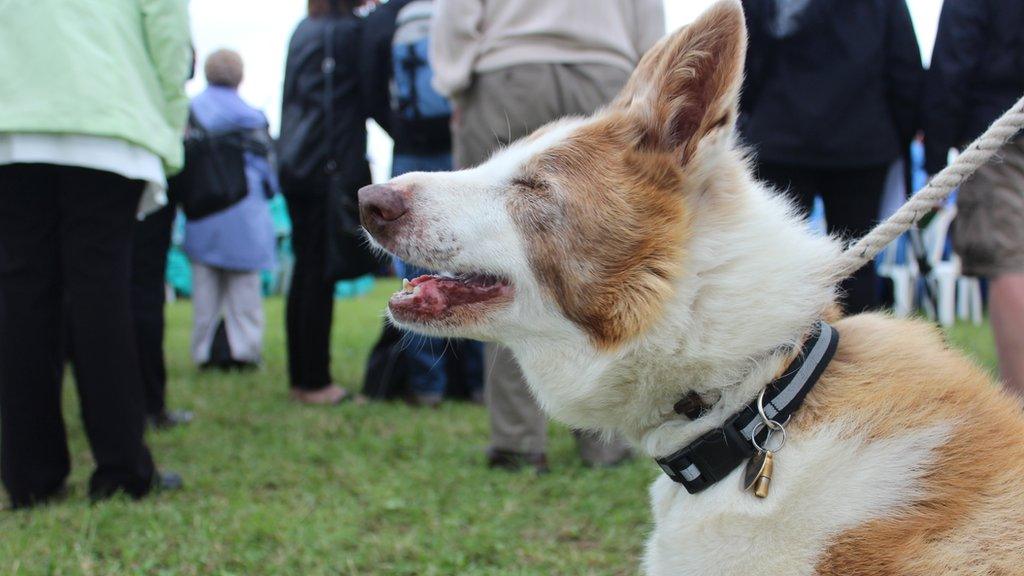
739, 0, 923, 168
359, 0, 451, 156
277, 15, 368, 194
923, 0, 1024, 174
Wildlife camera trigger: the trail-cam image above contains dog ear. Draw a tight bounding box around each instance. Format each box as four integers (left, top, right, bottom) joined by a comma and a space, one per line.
613, 0, 746, 164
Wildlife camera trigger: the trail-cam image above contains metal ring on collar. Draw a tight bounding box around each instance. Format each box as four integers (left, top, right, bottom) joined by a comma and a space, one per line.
751, 420, 787, 453
756, 388, 784, 431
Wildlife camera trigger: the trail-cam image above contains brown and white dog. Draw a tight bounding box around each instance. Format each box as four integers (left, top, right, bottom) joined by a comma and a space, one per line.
358, 2, 1024, 574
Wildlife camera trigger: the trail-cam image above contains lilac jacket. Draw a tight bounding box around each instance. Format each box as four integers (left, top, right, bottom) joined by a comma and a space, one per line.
183, 86, 279, 271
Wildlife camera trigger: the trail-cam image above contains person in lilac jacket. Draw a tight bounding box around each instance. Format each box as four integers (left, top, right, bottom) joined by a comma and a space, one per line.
183, 50, 279, 369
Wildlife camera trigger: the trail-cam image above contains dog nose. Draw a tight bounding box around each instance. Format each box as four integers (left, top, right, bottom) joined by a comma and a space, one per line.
358, 184, 408, 233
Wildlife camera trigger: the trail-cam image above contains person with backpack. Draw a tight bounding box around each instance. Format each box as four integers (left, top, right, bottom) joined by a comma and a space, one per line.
182, 49, 279, 371
0, 0, 189, 508
430, 0, 664, 471
925, 0, 1024, 398
277, 0, 374, 405
360, 0, 484, 407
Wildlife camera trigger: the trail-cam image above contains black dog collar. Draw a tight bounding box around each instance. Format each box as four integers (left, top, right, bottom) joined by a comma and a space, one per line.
656, 321, 839, 494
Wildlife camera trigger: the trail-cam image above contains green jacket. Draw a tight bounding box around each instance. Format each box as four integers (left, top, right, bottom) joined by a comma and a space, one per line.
0, 0, 192, 174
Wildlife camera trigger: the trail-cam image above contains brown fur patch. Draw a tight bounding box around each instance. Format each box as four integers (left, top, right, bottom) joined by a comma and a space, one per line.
794, 314, 1024, 575
504, 1, 748, 348
508, 114, 690, 348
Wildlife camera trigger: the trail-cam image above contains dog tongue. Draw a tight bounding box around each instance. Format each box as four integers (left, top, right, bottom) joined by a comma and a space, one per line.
409, 276, 448, 314
391, 273, 510, 320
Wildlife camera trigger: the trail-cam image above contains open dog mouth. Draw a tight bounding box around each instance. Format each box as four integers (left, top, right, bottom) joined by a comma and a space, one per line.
389, 273, 513, 323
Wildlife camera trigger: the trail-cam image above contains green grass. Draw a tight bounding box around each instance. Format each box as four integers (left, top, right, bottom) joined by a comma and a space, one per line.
0, 280, 998, 575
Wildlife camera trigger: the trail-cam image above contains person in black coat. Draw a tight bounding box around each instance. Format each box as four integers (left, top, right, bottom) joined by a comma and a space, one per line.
131, 202, 193, 429
924, 0, 1023, 176
277, 0, 370, 405
924, 0, 1024, 397
132, 51, 197, 430
357, 0, 483, 407
739, 0, 924, 313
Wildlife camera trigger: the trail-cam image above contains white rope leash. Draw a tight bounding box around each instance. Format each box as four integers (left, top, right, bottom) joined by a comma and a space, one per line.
834, 94, 1024, 281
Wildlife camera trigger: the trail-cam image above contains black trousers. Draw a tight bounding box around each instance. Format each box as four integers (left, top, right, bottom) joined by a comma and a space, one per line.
284, 194, 335, 391
0, 164, 155, 507
756, 162, 889, 313
130, 204, 175, 417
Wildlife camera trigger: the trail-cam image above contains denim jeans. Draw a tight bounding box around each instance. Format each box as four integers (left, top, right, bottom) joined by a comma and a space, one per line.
392, 153, 483, 397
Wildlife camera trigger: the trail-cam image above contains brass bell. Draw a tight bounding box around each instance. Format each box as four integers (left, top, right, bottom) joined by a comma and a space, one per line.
744, 450, 774, 498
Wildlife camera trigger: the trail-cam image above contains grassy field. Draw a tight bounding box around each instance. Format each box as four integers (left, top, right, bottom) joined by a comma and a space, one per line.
0, 279, 997, 575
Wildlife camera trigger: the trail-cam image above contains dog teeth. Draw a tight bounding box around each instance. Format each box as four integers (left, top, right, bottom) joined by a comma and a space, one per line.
402, 278, 413, 293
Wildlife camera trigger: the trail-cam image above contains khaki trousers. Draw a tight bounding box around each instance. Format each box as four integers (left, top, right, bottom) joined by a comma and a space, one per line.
454, 63, 632, 464
190, 262, 265, 364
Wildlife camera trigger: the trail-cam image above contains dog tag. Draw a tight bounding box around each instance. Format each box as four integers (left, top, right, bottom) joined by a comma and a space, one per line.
744, 450, 774, 498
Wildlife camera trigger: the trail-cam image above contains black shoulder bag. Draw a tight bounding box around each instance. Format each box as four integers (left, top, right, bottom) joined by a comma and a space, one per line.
177, 112, 250, 220
322, 18, 381, 281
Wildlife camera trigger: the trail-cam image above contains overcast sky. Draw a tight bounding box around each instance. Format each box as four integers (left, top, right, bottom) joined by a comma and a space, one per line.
187, 0, 944, 181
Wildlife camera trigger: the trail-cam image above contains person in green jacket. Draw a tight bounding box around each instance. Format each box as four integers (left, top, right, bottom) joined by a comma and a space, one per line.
0, 0, 192, 509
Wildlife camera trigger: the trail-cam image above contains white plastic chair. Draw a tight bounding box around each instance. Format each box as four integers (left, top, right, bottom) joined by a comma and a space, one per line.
922, 203, 959, 326
956, 274, 984, 325
920, 200, 984, 326
875, 159, 919, 317
877, 234, 919, 317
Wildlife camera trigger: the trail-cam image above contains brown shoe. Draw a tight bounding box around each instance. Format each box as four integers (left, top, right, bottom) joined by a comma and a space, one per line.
405, 392, 443, 409
486, 447, 550, 474
290, 384, 350, 405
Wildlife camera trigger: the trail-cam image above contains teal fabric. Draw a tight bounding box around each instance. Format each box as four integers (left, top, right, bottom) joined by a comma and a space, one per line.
167, 246, 193, 298
0, 0, 192, 174
334, 275, 375, 299
166, 202, 373, 299
269, 194, 293, 237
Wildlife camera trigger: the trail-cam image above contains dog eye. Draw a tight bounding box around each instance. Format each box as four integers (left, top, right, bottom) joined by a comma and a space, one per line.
511, 177, 547, 191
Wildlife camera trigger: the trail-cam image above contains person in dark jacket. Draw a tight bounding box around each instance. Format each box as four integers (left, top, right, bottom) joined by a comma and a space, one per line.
359, 0, 483, 407
925, 0, 1024, 397
277, 0, 369, 405
740, 0, 924, 313
132, 49, 197, 431
132, 202, 195, 429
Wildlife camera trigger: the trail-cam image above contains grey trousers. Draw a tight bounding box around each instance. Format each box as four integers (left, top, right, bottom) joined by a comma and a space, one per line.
190, 262, 264, 364
455, 63, 633, 464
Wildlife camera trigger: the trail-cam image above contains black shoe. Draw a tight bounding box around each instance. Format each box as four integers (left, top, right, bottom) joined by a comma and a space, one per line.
8, 484, 68, 511
147, 410, 195, 430
486, 447, 550, 474
405, 392, 443, 409
90, 470, 183, 503
231, 360, 261, 372
200, 360, 260, 372
156, 471, 184, 493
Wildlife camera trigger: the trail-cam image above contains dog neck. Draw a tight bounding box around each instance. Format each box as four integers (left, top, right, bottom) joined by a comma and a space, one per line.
509, 149, 841, 460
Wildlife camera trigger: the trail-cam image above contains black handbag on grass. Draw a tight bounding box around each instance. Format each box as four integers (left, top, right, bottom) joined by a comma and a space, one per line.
362, 321, 410, 400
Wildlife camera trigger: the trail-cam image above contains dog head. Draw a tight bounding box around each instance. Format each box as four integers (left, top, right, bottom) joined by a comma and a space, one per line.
360, 1, 748, 353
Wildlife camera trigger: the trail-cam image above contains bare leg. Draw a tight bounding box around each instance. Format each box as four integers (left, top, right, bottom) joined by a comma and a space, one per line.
990, 273, 1024, 398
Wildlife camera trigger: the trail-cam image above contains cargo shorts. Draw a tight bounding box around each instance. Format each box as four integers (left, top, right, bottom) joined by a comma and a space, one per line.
953, 137, 1024, 277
